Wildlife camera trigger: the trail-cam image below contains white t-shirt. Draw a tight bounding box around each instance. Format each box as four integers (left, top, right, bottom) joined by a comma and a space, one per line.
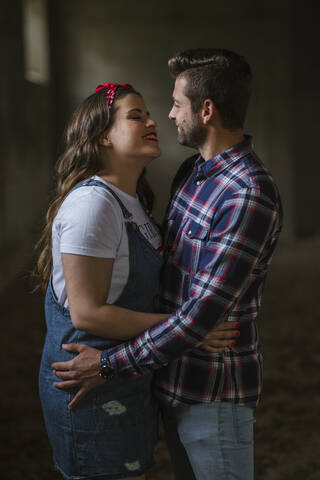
52, 176, 162, 308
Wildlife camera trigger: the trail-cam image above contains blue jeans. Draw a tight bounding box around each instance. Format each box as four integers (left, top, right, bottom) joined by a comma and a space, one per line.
162, 402, 255, 480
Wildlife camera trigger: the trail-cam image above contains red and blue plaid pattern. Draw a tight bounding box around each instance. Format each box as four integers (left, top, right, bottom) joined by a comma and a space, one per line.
107, 136, 283, 408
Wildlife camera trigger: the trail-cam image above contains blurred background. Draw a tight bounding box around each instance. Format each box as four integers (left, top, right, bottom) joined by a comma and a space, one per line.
1, 0, 319, 479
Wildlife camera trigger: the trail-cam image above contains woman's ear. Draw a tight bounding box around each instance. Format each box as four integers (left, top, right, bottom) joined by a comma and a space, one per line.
100, 135, 112, 148
201, 99, 215, 125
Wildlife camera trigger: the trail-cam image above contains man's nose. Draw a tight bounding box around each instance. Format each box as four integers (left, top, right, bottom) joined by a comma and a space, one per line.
168, 107, 175, 120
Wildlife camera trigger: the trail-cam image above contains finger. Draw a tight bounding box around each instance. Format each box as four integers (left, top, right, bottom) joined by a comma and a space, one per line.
68, 387, 88, 410
219, 339, 237, 347
207, 329, 239, 339
203, 338, 227, 346
206, 339, 237, 348
53, 369, 76, 380
61, 343, 82, 353
51, 360, 74, 370
53, 380, 79, 389
201, 345, 225, 353
215, 322, 240, 331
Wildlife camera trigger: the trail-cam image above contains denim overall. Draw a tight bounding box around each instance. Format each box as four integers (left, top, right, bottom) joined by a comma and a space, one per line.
39, 179, 163, 480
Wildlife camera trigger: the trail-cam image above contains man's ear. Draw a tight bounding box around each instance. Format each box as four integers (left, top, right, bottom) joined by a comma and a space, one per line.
201, 99, 215, 125
100, 135, 112, 147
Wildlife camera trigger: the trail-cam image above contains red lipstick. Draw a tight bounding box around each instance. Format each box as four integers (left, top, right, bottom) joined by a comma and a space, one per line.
143, 131, 158, 141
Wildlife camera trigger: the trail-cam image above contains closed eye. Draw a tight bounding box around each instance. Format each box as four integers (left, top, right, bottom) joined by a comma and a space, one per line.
129, 115, 148, 122
127, 108, 150, 122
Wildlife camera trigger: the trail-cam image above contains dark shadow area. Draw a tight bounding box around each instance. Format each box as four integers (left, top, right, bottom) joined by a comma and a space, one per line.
1, 238, 320, 479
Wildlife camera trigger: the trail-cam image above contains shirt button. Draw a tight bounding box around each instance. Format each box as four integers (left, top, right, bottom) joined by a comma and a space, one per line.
188, 230, 192, 235
196, 180, 201, 185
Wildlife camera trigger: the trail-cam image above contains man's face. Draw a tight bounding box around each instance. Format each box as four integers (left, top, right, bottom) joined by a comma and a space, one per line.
168, 76, 207, 149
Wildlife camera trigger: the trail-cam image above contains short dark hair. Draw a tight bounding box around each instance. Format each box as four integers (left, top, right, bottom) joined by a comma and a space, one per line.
168, 48, 252, 129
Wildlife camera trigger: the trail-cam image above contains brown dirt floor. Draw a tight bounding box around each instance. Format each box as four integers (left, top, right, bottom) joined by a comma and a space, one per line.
1, 241, 320, 480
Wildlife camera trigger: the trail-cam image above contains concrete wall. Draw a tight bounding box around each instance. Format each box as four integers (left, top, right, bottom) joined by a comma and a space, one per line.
0, 0, 53, 292
1, 0, 319, 293
291, 1, 320, 236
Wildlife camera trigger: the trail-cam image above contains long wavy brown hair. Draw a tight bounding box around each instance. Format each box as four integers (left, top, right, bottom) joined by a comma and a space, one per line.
35, 86, 154, 291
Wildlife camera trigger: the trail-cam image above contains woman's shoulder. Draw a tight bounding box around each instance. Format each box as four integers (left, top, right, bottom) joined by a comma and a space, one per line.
55, 179, 125, 234
53, 178, 126, 253
61, 179, 122, 215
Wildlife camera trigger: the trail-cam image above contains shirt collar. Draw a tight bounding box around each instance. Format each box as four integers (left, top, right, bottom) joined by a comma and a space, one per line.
194, 135, 254, 180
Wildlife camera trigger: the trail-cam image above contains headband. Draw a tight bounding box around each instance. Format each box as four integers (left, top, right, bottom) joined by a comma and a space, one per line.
95, 82, 134, 108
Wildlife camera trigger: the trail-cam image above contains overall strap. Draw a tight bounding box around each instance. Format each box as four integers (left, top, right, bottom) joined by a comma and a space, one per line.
72, 178, 133, 220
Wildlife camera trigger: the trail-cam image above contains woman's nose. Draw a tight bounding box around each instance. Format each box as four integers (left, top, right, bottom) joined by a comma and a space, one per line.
146, 117, 157, 128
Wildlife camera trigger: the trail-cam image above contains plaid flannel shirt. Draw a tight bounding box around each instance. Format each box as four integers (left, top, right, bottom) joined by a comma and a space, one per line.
106, 136, 283, 407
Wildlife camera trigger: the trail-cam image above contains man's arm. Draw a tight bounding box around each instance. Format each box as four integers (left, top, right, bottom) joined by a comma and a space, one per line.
52, 321, 240, 409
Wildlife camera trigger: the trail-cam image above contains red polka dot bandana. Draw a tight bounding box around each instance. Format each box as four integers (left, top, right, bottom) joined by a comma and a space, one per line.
95, 82, 134, 108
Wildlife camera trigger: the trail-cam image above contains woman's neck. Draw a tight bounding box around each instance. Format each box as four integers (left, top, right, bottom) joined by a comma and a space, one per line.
99, 149, 152, 197
98, 170, 141, 198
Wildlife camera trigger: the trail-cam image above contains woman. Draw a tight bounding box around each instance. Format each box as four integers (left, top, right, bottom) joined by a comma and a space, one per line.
37, 82, 236, 480
37, 82, 170, 480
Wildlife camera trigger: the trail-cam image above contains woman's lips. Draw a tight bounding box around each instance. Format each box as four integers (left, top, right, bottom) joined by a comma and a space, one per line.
143, 132, 158, 142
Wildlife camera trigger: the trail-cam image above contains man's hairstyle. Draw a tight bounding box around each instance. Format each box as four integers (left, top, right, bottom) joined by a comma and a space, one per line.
168, 48, 252, 129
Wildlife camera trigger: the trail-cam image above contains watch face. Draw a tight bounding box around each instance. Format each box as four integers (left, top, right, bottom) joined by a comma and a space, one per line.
100, 364, 115, 380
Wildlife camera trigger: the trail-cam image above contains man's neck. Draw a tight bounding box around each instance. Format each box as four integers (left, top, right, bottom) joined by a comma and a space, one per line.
199, 128, 245, 161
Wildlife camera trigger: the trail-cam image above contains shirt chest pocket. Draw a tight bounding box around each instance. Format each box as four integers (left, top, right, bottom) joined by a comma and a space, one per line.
184, 219, 209, 241
177, 219, 211, 274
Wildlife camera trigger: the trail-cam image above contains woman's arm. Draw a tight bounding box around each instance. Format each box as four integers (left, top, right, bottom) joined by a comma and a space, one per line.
62, 253, 168, 340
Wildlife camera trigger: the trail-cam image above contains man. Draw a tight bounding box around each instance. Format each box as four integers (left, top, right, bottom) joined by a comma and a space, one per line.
52, 48, 283, 479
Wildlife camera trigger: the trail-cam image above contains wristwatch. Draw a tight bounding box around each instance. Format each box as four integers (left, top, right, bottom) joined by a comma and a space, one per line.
99, 350, 115, 380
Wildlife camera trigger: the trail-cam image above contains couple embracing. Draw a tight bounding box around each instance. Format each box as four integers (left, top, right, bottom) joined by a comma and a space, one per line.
36, 48, 282, 480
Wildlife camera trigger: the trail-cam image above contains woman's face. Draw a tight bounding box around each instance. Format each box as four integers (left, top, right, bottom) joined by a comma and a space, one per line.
105, 93, 161, 163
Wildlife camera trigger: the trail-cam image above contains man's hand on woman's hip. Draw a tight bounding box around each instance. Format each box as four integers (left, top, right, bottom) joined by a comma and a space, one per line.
52, 343, 104, 409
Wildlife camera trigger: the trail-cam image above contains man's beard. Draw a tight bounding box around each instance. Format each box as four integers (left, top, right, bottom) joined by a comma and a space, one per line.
177, 115, 208, 149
